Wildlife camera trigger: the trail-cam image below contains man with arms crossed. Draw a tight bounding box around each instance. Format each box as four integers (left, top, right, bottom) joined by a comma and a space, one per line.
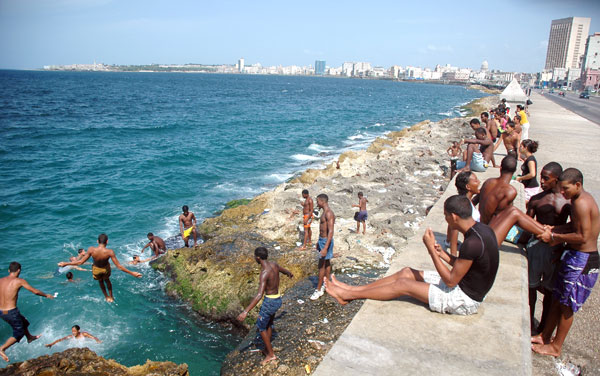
299, 189, 314, 250
59, 234, 142, 303
532, 168, 599, 357
525, 162, 570, 334
310, 194, 335, 300
0, 262, 55, 362
237, 247, 293, 365
326, 195, 499, 316
179, 205, 198, 248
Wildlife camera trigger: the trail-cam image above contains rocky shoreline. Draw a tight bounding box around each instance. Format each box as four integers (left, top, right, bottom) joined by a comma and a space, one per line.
151, 94, 498, 374
0, 348, 188, 376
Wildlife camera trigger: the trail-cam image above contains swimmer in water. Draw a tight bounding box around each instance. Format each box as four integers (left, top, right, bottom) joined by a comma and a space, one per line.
45, 325, 101, 348
129, 255, 155, 265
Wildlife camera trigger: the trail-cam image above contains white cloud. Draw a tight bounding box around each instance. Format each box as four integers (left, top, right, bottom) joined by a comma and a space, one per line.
419, 44, 454, 54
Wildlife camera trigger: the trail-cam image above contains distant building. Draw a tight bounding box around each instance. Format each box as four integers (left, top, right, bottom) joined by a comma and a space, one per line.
315, 60, 326, 75
480, 60, 489, 72
581, 32, 600, 70
545, 17, 591, 70
238, 58, 245, 73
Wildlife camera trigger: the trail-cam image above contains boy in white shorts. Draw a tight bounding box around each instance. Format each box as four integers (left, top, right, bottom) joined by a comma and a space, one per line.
325, 195, 499, 315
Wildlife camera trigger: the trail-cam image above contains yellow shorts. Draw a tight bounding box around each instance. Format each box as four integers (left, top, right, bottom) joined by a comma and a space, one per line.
92, 264, 111, 281
183, 227, 194, 238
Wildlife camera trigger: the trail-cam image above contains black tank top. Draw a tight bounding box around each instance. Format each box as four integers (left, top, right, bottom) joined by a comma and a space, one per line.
521, 155, 539, 188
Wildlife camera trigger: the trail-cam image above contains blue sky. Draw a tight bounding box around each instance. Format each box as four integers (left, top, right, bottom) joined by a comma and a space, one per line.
1, 0, 599, 72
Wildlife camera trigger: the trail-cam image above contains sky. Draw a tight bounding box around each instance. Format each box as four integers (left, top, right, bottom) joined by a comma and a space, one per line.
1, 0, 599, 72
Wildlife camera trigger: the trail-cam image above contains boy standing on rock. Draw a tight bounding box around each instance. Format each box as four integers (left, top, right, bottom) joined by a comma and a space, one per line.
299, 189, 314, 250
352, 192, 368, 235
311, 194, 335, 300
237, 247, 293, 365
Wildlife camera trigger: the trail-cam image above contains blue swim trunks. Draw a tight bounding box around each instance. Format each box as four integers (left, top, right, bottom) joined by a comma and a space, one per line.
256, 297, 282, 332
356, 210, 368, 222
317, 237, 334, 260
0, 308, 30, 342
554, 250, 599, 313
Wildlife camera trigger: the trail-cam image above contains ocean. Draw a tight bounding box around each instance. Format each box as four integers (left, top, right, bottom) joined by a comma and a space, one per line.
0, 70, 486, 373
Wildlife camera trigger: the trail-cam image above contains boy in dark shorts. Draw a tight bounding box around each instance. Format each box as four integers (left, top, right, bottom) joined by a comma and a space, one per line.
0, 262, 55, 362
237, 247, 293, 365
532, 168, 600, 357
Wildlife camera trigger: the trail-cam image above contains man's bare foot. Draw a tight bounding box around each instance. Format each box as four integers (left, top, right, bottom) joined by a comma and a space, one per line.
330, 274, 354, 290
0, 350, 8, 362
260, 354, 277, 365
325, 277, 349, 305
298, 246, 306, 251
532, 342, 560, 357
106, 296, 114, 303
530, 334, 545, 345
27, 334, 41, 344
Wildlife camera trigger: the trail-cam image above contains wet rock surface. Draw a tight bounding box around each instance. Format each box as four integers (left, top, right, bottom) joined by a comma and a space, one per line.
0, 348, 188, 376
220, 272, 383, 376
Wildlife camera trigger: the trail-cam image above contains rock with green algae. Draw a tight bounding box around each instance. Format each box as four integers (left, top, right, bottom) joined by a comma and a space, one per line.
153, 231, 316, 326
0, 348, 188, 376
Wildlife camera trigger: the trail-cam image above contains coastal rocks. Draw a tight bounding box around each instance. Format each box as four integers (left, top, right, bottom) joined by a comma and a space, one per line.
0, 348, 188, 376
153, 231, 315, 325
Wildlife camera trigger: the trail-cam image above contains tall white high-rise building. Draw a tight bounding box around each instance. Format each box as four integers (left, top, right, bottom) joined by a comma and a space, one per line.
238, 58, 245, 73
544, 17, 591, 70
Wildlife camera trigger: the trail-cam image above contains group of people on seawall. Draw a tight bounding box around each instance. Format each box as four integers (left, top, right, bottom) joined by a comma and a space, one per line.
0, 204, 201, 363
236, 100, 599, 365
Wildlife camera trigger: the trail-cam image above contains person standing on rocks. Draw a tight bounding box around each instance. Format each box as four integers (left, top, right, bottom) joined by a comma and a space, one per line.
299, 189, 314, 250
179, 206, 198, 247
237, 247, 293, 365
532, 168, 600, 357
310, 194, 335, 300
140, 233, 167, 258
352, 192, 368, 235
0, 262, 55, 362
58, 234, 142, 303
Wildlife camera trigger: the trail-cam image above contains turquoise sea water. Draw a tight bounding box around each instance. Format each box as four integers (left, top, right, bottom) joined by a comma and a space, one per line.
0, 70, 486, 373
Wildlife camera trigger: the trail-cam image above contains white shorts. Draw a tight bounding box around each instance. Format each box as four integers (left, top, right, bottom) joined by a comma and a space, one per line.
423, 271, 480, 315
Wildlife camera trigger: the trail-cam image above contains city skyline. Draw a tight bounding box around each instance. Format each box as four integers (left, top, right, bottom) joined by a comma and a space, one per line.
1, 0, 599, 72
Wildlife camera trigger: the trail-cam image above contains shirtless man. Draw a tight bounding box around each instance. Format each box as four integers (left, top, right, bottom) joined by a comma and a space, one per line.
140, 233, 166, 258
299, 189, 314, 250
494, 121, 520, 159
45, 325, 101, 348
310, 194, 335, 300
532, 168, 600, 357
179, 206, 197, 247
464, 119, 494, 162
526, 162, 571, 333
481, 112, 498, 167
352, 191, 368, 235
478, 156, 518, 224
325, 195, 499, 316
237, 247, 293, 365
58, 234, 142, 302
0, 262, 54, 362
452, 128, 490, 177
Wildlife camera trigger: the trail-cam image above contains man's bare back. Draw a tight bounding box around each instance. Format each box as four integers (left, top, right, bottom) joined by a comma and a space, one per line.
0, 277, 31, 311
303, 196, 314, 215
479, 177, 517, 224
